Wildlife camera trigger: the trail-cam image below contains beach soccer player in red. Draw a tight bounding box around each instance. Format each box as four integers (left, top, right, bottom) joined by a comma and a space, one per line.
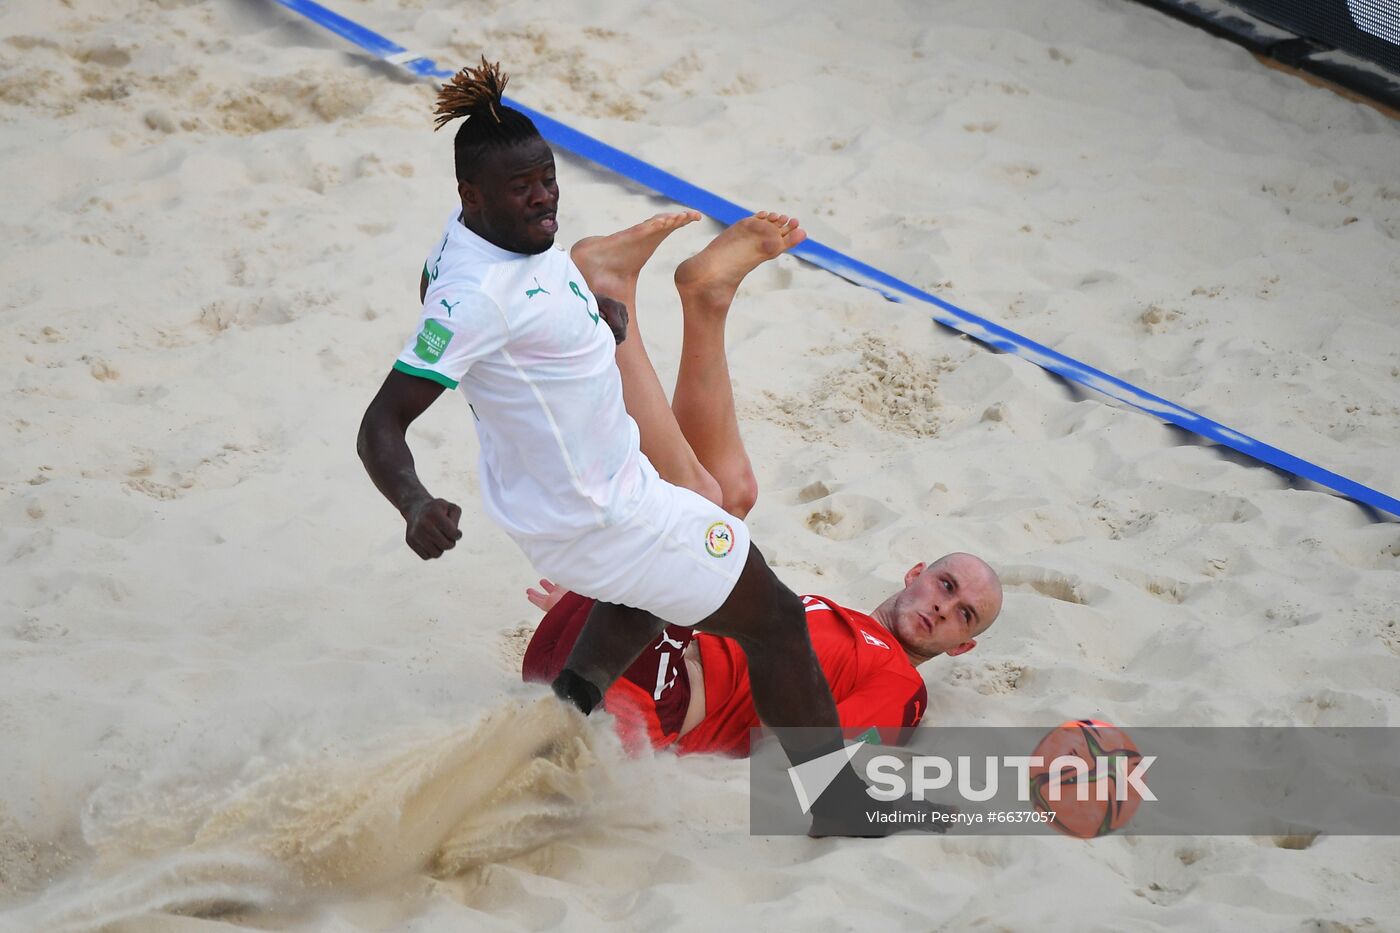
519, 198, 1003, 756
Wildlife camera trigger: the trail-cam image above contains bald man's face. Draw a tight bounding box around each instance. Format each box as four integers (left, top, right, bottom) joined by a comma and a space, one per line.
887, 553, 1002, 661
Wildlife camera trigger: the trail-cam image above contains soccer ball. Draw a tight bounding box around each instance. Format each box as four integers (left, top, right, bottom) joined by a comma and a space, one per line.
1028, 719, 1143, 838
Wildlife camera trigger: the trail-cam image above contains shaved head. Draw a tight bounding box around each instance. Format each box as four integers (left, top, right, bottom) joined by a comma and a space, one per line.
872, 552, 1003, 664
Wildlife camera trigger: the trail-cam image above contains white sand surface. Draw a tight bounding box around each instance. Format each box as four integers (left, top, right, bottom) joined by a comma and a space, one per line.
2, 0, 1399, 929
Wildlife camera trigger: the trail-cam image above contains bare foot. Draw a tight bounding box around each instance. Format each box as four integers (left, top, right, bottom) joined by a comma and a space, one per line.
674, 212, 807, 313
570, 211, 702, 305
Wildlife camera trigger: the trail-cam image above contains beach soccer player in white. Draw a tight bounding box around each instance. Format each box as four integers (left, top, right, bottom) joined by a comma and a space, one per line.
355, 58, 937, 832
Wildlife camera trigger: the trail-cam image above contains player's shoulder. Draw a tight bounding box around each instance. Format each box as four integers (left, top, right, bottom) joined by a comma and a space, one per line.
802, 595, 879, 641
801, 594, 871, 628
800, 594, 844, 612
803, 595, 919, 673
421, 279, 501, 322
435, 214, 532, 283
556, 244, 585, 273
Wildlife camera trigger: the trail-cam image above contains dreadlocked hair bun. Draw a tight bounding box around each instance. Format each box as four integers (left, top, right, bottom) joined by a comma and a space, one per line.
433, 56, 511, 130
433, 56, 543, 182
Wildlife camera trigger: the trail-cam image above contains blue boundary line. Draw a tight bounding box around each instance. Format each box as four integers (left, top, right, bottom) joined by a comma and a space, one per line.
271, 0, 1400, 519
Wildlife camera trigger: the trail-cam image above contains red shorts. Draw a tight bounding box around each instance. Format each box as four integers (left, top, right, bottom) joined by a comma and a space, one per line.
522, 592, 694, 752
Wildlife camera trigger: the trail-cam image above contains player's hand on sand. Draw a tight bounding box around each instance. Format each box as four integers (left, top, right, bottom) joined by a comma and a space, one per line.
405, 497, 462, 559
526, 578, 565, 612
596, 296, 628, 345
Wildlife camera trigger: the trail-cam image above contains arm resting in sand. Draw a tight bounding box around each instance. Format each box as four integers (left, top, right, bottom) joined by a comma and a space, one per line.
357, 368, 463, 560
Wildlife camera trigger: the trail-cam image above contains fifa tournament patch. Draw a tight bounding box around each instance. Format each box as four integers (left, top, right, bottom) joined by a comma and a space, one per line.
704, 521, 735, 558
853, 727, 881, 746
414, 319, 453, 363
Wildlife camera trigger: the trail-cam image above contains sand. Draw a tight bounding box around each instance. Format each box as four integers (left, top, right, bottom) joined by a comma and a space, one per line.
2, 0, 1398, 929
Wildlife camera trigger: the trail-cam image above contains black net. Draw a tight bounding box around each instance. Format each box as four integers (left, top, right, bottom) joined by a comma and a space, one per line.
1229, 0, 1400, 75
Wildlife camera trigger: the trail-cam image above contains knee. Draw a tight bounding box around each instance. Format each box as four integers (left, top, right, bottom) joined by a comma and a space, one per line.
721, 468, 759, 519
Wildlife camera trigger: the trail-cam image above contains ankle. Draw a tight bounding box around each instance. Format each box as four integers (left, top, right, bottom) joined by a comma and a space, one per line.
551, 668, 603, 715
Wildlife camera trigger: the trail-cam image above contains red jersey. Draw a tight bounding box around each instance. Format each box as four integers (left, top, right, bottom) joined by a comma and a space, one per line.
676, 595, 928, 757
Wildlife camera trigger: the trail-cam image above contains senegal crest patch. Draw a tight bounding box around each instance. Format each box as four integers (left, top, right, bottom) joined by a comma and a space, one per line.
705, 521, 735, 558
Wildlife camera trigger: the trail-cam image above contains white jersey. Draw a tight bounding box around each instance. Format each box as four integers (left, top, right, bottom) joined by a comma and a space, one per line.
395, 210, 650, 539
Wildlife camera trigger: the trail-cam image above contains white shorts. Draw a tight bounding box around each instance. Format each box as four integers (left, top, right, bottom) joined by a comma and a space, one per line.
516, 473, 752, 627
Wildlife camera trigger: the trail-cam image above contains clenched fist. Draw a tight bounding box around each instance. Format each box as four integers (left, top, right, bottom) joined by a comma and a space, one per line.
405, 497, 463, 559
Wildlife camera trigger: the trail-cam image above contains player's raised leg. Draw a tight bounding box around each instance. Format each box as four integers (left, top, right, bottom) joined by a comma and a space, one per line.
553, 212, 808, 697
571, 211, 721, 506
672, 213, 807, 517
554, 210, 817, 706
556, 216, 851, 764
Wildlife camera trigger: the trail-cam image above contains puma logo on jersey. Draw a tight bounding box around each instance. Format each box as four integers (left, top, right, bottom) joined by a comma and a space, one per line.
653, 652, 680, 699
526, 277, 550, 299
440, 298, 460, 316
